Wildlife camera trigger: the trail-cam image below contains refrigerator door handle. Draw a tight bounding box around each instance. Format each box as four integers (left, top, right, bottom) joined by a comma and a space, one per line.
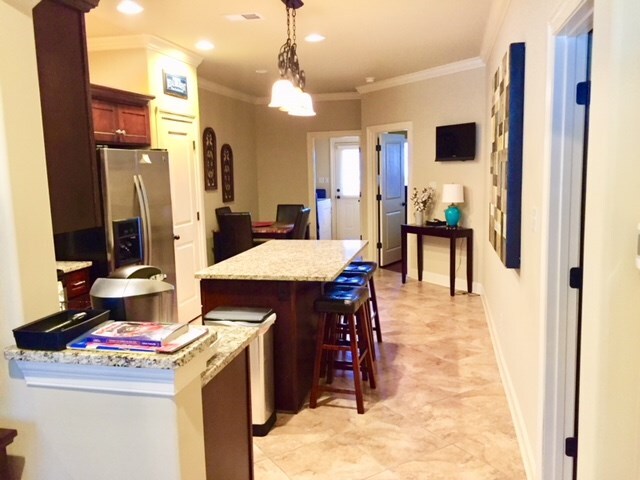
134, 174, 152, 265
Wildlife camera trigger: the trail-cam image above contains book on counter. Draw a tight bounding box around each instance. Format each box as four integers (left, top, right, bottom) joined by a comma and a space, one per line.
81, 320, 188, 347
67, 324, 209, 354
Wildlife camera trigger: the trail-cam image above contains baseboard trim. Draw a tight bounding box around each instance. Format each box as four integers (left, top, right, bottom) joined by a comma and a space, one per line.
407, 269, 483, 295
480, 295, 536, 479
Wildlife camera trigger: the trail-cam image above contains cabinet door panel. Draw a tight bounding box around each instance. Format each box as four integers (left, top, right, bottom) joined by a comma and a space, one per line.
92, 99, 118, 144
118, 104, 150, 145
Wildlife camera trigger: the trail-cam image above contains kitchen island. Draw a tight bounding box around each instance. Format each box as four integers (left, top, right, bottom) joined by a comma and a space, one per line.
196, 239, 368, 413
4, 324, 258, 480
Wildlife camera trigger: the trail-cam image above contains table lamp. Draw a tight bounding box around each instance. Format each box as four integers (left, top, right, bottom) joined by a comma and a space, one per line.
442, 184, 464, 228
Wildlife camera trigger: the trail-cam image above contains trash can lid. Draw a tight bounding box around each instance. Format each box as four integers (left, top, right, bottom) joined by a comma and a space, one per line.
90, 277, 174, 299
204, 306, 274, 323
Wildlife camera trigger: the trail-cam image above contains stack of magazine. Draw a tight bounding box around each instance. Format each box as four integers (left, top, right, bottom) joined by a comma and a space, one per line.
67, 321, 208, 353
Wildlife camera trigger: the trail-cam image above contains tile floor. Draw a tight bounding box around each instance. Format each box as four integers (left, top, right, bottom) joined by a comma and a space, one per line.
253, 268, 526, 479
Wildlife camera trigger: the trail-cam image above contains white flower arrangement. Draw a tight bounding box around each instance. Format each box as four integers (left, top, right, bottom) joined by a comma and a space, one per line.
410, 186, 436, 214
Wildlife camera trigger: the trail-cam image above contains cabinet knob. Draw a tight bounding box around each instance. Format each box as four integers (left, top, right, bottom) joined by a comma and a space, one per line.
174, 235, 181, 240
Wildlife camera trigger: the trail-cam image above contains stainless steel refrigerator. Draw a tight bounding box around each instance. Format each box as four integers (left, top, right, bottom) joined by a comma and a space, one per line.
98, 147, 176, 289
54, 147, 177, 320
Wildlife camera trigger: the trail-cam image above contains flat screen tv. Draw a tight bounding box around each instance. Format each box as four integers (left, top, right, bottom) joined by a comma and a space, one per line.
435, 122, 476, 161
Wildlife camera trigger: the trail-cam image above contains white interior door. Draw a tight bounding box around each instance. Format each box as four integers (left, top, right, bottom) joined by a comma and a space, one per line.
333, 142, 361, 239
157, 112, 203, 322
379, 133, 406, 266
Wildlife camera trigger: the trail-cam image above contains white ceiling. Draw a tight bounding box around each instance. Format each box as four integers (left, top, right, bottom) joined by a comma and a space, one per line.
85, 0, 495, 98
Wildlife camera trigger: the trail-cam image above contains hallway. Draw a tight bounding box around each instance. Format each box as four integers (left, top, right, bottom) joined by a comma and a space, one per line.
253, 268, 526, 479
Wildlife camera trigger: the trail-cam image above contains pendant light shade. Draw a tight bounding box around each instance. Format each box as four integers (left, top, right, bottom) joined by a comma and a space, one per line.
268, 79, 296, 108
269, 1, 315, 116
288, 91, 316, 116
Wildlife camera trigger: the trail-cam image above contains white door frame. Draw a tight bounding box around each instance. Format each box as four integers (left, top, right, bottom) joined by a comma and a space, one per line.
156, 109, 206, 321
365, 122, 413, 262
330, 137, 361, 239
306, 130, 361, 239
542, 2, 593, 479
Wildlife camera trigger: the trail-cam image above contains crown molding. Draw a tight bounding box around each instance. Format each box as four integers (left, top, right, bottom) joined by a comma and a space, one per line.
355, 57, 485, 94
87, 34, 203, 67
198, 78, 256, 104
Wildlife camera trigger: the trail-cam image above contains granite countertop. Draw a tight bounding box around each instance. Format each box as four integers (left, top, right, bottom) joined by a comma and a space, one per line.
195, 239, 368, 282
3, 327, 219, 370
201, 324, 258, 387
56, 261, 92, 274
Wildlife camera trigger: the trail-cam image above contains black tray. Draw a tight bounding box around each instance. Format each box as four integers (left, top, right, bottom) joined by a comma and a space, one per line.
13, 309, 110, 351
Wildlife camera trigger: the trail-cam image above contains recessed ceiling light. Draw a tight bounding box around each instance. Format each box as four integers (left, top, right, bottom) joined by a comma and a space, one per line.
365, 77, 375, 83
255, 69, 268, 74
224, 13, 263, 22
117, 0, 143, 15
304, 33, 326, 43
195, 40, 215, 51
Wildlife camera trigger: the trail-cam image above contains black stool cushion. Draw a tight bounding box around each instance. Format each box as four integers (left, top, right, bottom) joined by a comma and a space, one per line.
328, 274, 368, 288
344, 261, 377, 278
314, 286, 368, 315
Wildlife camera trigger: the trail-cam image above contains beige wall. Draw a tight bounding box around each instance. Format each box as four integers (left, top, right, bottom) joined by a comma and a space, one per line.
579, 0, 640, 477
198, 87, 258, 265
0, 1, 59, 477
481, 0, 550, 474
361, 67, 486, 285
88, 49, 149, 94
255, 99, 361, 219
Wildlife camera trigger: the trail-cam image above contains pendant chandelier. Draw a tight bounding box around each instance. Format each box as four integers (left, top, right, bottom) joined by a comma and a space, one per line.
268, 0, 316, 116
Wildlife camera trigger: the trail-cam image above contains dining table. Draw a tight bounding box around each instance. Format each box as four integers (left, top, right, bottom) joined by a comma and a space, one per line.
251, 221, 294, 240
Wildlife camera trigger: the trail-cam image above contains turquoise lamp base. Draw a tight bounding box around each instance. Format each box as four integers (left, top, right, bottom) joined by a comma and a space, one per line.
444, 204, 461, 227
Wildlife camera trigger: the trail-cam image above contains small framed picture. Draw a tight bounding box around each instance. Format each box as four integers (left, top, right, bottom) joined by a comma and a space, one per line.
163, 71, 188, 99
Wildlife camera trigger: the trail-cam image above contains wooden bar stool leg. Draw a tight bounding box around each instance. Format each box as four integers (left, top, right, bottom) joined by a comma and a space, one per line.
356, 307, 376, 389
326, 314, 339, 385
347, 314, 365, 414
310, 313, 328, 409
369, 277, 383, 343
363, 299, 376, 361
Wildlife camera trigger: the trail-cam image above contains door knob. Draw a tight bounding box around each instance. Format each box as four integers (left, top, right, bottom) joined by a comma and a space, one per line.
173, 235, 181, 240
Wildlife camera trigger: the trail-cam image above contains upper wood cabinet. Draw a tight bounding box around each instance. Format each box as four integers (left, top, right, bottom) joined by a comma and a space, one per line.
33, 0, 101, 235
91, 85, 154, 147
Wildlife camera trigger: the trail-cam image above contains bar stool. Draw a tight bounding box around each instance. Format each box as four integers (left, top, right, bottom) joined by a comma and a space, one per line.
324, 273, 375, 360
310, 286, 376, 414
342, 261, 383, 343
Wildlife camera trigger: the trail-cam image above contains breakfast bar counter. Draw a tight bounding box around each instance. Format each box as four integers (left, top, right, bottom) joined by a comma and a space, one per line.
196, 239, 367, 412
4, 326, 258, 480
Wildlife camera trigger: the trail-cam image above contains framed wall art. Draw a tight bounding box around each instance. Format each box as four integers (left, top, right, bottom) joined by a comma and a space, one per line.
203, 127, 217, 191
489, 42, 525, 269
221, 143, 234, 203
163, 71, 188, 99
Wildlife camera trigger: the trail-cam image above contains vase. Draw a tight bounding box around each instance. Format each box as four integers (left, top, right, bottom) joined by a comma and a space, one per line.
414, 211, 424, 226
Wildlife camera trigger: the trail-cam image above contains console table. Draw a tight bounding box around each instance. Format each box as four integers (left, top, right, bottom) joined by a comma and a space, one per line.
401, 224, 473, 296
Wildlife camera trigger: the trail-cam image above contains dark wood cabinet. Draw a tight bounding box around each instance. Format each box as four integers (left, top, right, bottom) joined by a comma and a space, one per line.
91, 85, 154, 147
202, 348, 254, 480
33, 0, 101, 235
64, 267, 92, 309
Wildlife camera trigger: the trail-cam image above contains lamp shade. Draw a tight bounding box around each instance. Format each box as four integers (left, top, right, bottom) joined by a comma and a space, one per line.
288, 91, 316, 117
442, 184, 464, 204
268, 79, 295, 108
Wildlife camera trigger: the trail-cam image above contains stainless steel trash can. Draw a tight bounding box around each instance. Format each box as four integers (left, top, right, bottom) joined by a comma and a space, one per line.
204, 306, 276, 437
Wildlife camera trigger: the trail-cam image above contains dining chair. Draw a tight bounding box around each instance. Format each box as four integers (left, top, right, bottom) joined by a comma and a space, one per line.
216, 212, 255, 261
276, 204, 304, 224
291, 207, 311, 239
215, 206, 232, 225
